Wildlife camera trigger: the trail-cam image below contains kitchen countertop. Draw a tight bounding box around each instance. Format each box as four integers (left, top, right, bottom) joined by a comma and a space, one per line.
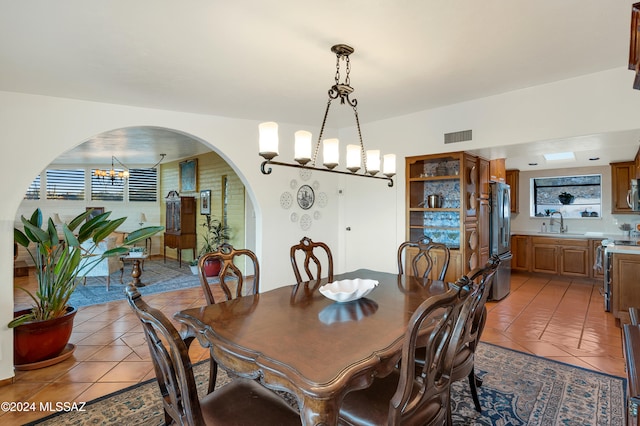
511, 230, 627, 240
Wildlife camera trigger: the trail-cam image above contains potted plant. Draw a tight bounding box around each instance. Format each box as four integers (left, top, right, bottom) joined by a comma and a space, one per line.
188, 258, 199, 275
558, 192, 575, 205
199, 214, 231, 277
11, 208, 163, 366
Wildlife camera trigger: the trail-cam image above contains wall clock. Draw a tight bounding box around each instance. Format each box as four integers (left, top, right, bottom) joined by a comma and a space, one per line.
297, 185, 315, 210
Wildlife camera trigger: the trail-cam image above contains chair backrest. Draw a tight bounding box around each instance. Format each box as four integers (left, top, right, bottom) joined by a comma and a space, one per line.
125, 284, 204, 425
389, 279, 473, 424
290, 236, 334, 284
458, 255, 500, 351
198, 243, 260, 305
397, 236, 450, 280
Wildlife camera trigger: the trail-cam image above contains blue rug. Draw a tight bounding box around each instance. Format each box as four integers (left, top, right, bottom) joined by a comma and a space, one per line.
69, 259, 201, 307
27, 342, 626, 425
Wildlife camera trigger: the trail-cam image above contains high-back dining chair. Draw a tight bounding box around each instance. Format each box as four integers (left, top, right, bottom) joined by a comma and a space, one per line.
290, 236, 334, 285
198, 243, 260, 305
397, 236, 450, 281
124, 285, 301, 426
338, 279, 473, 425
449, 255, 500, 414
194, 243, 260, 393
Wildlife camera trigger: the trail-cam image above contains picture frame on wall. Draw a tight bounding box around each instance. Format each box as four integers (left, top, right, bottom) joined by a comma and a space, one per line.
200, 189, 211, 215
179, 159, 198, 192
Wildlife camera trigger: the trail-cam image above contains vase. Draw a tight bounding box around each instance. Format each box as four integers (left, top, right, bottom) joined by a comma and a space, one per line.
203, 258, 221, 277
13, 306, 77, 365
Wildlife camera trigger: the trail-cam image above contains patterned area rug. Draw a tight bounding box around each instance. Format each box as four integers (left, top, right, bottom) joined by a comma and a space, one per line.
26, 343, 625, 425
68, 259, 201, 307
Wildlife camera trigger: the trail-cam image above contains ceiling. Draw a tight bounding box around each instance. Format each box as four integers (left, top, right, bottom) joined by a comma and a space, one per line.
1, 1, 638, 170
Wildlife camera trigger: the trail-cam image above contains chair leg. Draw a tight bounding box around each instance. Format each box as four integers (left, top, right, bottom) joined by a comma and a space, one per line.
468, 369, 482, 413
106, 276, 110, 292
207, 358, 218, 394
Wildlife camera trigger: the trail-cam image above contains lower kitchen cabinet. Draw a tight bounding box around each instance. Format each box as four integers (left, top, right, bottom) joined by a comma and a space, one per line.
612, 252, 640, 324
513, 235, 592, 278
511, 235, 530, 271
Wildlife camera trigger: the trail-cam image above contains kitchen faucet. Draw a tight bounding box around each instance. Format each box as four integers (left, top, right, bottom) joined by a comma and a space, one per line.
549, 211, 566, 233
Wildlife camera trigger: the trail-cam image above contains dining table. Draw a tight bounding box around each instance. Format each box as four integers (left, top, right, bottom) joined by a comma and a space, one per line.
174, 268, 450, 426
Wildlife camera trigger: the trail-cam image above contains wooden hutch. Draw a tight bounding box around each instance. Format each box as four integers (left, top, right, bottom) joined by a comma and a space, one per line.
163, 190, 196, 267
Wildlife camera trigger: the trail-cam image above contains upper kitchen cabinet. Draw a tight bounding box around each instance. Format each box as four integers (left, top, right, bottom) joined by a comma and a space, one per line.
505, 169, 519, 214
489, 158, 506, 183
635, 146, 640, 179
611, 161, 635, 214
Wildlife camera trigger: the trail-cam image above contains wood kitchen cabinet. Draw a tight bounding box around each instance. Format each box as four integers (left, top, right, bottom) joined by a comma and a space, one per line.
489, 158, 506, 183
612, 252, 640, 324
531, 237, 590, 277
511, 235, 530, 271
611, 161, 635, 214
405, 151, 488, 277
505, 169, 519, 213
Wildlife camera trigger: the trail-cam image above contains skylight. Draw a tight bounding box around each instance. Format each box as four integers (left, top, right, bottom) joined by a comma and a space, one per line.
543, 151, 575, 161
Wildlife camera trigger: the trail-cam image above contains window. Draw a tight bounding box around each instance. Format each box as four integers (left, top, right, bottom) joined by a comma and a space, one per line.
128, 168, 158, 202
46, 169, 85, 200
531, 174, 601, 218
24, 175, 40, 200
91, 169, 125, 201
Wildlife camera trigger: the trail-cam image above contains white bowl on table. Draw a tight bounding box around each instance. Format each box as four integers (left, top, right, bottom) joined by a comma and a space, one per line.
319, 278, 379, 303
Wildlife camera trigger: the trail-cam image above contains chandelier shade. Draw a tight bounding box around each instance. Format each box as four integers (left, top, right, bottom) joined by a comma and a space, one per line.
258, 44, 395, 187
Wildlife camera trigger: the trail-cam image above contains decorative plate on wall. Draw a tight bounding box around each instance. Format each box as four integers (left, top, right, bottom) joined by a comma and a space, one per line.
317, 192, 328, 208
300, 213, 312, 230
299, 168, 312, 181
297, 185, 315, 210
280, 192, 293, 209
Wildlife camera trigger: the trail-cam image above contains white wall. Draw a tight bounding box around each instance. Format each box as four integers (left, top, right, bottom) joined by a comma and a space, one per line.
2, 66, 640, 380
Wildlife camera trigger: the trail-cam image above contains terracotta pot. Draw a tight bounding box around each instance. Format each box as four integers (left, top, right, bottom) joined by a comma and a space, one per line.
203, 258, 221, 277
13, 306, 77, 365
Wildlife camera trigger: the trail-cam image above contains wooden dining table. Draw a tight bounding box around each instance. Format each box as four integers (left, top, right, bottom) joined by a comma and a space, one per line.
175, 269, 450, 426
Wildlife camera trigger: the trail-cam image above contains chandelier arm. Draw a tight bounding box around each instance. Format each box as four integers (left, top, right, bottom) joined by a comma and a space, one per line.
263, 160, 393, 187
260, 161, 273, 175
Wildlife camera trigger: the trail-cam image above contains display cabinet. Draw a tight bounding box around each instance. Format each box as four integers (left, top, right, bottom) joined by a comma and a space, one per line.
406, 151, 488, 277
163, 191, 196, 267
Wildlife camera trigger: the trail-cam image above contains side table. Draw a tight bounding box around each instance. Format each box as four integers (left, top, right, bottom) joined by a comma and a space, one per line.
120, 254, 149, 287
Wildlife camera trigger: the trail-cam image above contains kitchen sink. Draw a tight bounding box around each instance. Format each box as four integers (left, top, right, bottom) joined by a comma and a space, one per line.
537, 232, 584, 236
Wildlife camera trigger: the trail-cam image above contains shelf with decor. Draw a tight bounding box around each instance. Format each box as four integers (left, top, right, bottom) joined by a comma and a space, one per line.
406, 151, 489, 276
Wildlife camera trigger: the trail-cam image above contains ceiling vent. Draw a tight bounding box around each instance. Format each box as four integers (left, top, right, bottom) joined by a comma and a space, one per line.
444, 130, 472, 144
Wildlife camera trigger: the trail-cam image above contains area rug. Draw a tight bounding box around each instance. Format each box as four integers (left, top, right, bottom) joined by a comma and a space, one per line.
68, 259, 201, 307
25, 343, 625, 425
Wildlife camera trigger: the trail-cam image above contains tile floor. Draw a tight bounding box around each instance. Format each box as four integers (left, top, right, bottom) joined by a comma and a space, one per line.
1, 269, 625, 424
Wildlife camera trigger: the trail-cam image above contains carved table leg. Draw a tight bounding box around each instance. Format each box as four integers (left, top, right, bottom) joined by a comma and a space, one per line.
131, 259, 145, 287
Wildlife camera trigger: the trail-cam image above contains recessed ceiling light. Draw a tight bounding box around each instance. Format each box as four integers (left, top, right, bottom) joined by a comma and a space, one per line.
589, 157, 600, 161
528, 162, 538, 166
543, 151, 575, 161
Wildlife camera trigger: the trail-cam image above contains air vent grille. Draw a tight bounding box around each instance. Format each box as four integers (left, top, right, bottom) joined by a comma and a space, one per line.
444, 130, 472, 144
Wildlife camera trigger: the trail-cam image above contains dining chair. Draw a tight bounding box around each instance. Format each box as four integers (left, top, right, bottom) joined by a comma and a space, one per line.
198, 243, 260, 305
449, 255, 500, 414
397, 236, 450, 281
338, 278, 473, 425
192, 243, 261, 393
125, 285, 301, 426
290, 236, 334, 285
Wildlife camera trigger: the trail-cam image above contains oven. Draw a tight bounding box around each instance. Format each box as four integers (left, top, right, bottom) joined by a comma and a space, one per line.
600, 238, 640, 312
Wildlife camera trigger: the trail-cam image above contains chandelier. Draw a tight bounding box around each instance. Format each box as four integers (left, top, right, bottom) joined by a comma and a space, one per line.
94, 156, 130, 185
94, 153, 166, 185
258, 44, 395, 187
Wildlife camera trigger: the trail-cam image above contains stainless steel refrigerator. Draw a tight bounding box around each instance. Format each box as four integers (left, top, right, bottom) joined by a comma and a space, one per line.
489, 182, 512, 300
